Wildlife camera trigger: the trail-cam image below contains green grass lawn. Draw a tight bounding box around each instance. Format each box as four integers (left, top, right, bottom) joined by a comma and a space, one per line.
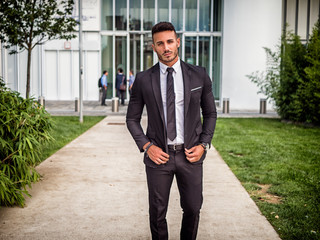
213, 118, 320, 240
40, 116, 105, 161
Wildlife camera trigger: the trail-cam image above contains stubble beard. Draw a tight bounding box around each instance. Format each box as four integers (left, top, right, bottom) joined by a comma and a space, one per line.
157, 50, 179, 65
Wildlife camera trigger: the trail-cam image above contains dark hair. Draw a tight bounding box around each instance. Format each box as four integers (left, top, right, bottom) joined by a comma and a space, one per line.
152, 22, 177, 40
118, 68, 123, 73
103, 70, 107, 74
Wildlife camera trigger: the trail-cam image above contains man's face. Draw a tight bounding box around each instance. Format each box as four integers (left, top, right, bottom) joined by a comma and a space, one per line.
152, 31, 180, 66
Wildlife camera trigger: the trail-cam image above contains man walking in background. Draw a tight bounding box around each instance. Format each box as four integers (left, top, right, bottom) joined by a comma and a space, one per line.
126, 22, 217, 240
115, 68, 126, 105
101, 70, 108, 106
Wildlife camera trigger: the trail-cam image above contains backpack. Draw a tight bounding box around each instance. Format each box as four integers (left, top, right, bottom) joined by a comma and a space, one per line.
98, 77, 102, 88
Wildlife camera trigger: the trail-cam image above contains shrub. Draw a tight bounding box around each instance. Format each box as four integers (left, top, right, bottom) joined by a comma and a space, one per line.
248, 21, 320, 125
0, 78, 53, 207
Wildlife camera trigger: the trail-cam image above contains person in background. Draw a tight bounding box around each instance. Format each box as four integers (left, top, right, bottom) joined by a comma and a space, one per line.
129, 70, 135, 96
115, 68, 126, 105
101, 70, 108, 106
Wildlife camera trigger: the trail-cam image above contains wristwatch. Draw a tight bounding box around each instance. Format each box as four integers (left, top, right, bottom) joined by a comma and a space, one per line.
200, 142, 209, 151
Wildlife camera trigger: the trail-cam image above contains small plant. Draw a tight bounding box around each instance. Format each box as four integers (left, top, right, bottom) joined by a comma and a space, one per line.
0, 77, 53, 207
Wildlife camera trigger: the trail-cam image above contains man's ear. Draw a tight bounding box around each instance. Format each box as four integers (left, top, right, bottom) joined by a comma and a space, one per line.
177, 38, 181, 48
151, 44, 156, 52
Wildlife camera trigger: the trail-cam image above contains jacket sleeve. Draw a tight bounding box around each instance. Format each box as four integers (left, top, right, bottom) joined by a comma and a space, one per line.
199, 68, 217, 145
126, 74, 150, 152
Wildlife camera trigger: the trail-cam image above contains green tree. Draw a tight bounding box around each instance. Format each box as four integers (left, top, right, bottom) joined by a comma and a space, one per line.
248, 21, 320, 125
0, 0, 77, 98
301, 21, 320, 123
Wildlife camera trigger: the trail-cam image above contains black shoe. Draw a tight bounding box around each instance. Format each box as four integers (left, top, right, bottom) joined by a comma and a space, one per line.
101, 103, 107, 106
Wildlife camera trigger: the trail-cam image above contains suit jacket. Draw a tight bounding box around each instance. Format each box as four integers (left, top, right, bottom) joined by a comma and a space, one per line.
126, 60, 217, 168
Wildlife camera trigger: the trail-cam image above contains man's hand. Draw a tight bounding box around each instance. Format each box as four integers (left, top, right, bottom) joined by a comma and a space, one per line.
143, 142, 169, 165
184, 145, 205, 163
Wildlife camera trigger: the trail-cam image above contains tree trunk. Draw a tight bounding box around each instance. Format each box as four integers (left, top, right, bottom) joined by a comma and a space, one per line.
26, 48, 32, 99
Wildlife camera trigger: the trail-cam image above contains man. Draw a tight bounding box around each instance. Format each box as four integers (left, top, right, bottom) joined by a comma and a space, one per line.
101, 70, 108, 106
115, 68, 126, 105
126, 22, 217, 240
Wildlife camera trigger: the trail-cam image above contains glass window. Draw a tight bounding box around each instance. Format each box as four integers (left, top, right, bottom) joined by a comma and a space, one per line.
158, 0, 169, 22
116, 0, 127, 30
101, 0, 113, 30
212, 37, 221, 100
185, 36, 197, 65
310, 0, 320, 33
186, 0, 197, 31
177, 33, 183, 58
115, 36, 127, 74
130, 0, 141, 30
199, 0, 211, 31
115, 36, 127, 97
171, 0, 183, 31
213, 0, 222, 31
310, 0, 320, 34
144, 33, 154, 69
130, 34, 141, 74
298, 0, 308, 40
199, 37, 210, 72
144, 0, 155, 30
286, 0, 296, 33
101, 35, 113, 98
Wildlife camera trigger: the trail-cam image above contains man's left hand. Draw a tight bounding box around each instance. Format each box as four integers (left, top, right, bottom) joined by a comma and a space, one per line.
184, 145, 205, 163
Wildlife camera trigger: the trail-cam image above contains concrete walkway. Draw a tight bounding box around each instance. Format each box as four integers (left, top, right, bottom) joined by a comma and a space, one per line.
0, 115, 280, 240
43, 100, 279, 118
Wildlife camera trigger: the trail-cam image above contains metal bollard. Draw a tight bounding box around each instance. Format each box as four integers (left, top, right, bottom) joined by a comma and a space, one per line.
38, 96, 45, 109
222, 98, 230, 114
75, 98, 79, 112
260, 98, 267, 114
112, 97, 119, 112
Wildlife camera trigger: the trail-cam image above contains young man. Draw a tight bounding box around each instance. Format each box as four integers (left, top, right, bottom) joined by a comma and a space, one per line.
126, 22, 217, 240
115, 68, 126, 105
101, 70, 108, 106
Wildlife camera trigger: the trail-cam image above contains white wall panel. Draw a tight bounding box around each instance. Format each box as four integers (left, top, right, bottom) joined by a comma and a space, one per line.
18, 51, 27, 97
222, 0, 282, 110
85, 51, 100, 100
72, 51, 80, 99
45, 51, 58, 100
59, 51, 72, 100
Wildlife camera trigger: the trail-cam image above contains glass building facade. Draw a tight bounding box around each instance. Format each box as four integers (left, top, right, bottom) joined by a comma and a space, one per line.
101, 0, 222, 100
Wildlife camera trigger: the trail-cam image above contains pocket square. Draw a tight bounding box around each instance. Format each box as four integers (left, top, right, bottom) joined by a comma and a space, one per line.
191, 86, 202, 92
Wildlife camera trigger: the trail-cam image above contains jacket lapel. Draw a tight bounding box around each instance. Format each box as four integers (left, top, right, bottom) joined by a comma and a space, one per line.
151, 63, 166, 127
181, 61, 191, 118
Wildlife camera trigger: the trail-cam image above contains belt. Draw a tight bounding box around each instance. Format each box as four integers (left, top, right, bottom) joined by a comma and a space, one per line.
168, 144, 184, 152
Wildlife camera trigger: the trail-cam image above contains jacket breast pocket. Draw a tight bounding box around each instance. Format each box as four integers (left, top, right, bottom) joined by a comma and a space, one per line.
190, 86, 202, 101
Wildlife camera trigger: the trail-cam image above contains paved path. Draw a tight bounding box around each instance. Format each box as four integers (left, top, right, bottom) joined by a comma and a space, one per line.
44, 100, 279, 118
0, 116, 280, 240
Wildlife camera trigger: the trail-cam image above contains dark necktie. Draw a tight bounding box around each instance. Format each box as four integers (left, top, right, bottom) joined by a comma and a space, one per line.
166, 67, 176, 141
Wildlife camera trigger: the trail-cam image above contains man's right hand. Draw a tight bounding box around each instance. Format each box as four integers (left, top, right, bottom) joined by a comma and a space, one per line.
143, 142, 169, 165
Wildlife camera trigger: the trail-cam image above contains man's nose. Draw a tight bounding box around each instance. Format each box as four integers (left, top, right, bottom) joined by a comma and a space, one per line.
164, 43, 170, 51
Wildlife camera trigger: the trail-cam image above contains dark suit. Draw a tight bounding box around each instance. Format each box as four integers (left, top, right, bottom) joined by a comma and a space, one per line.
126, 60, 217, 239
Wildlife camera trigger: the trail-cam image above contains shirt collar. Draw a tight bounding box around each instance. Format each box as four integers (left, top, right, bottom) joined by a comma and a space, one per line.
159, 58, 181, 74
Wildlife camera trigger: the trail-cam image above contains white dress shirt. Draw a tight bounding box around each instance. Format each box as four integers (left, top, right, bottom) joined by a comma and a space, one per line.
159, 59, 184, 145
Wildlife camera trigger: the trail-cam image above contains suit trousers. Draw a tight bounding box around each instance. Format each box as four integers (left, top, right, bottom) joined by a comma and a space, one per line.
101, 87, 107, 105
146, 149, 203, 240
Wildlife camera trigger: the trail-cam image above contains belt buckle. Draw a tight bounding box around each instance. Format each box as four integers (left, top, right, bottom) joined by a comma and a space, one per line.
173, 144, 177, 151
